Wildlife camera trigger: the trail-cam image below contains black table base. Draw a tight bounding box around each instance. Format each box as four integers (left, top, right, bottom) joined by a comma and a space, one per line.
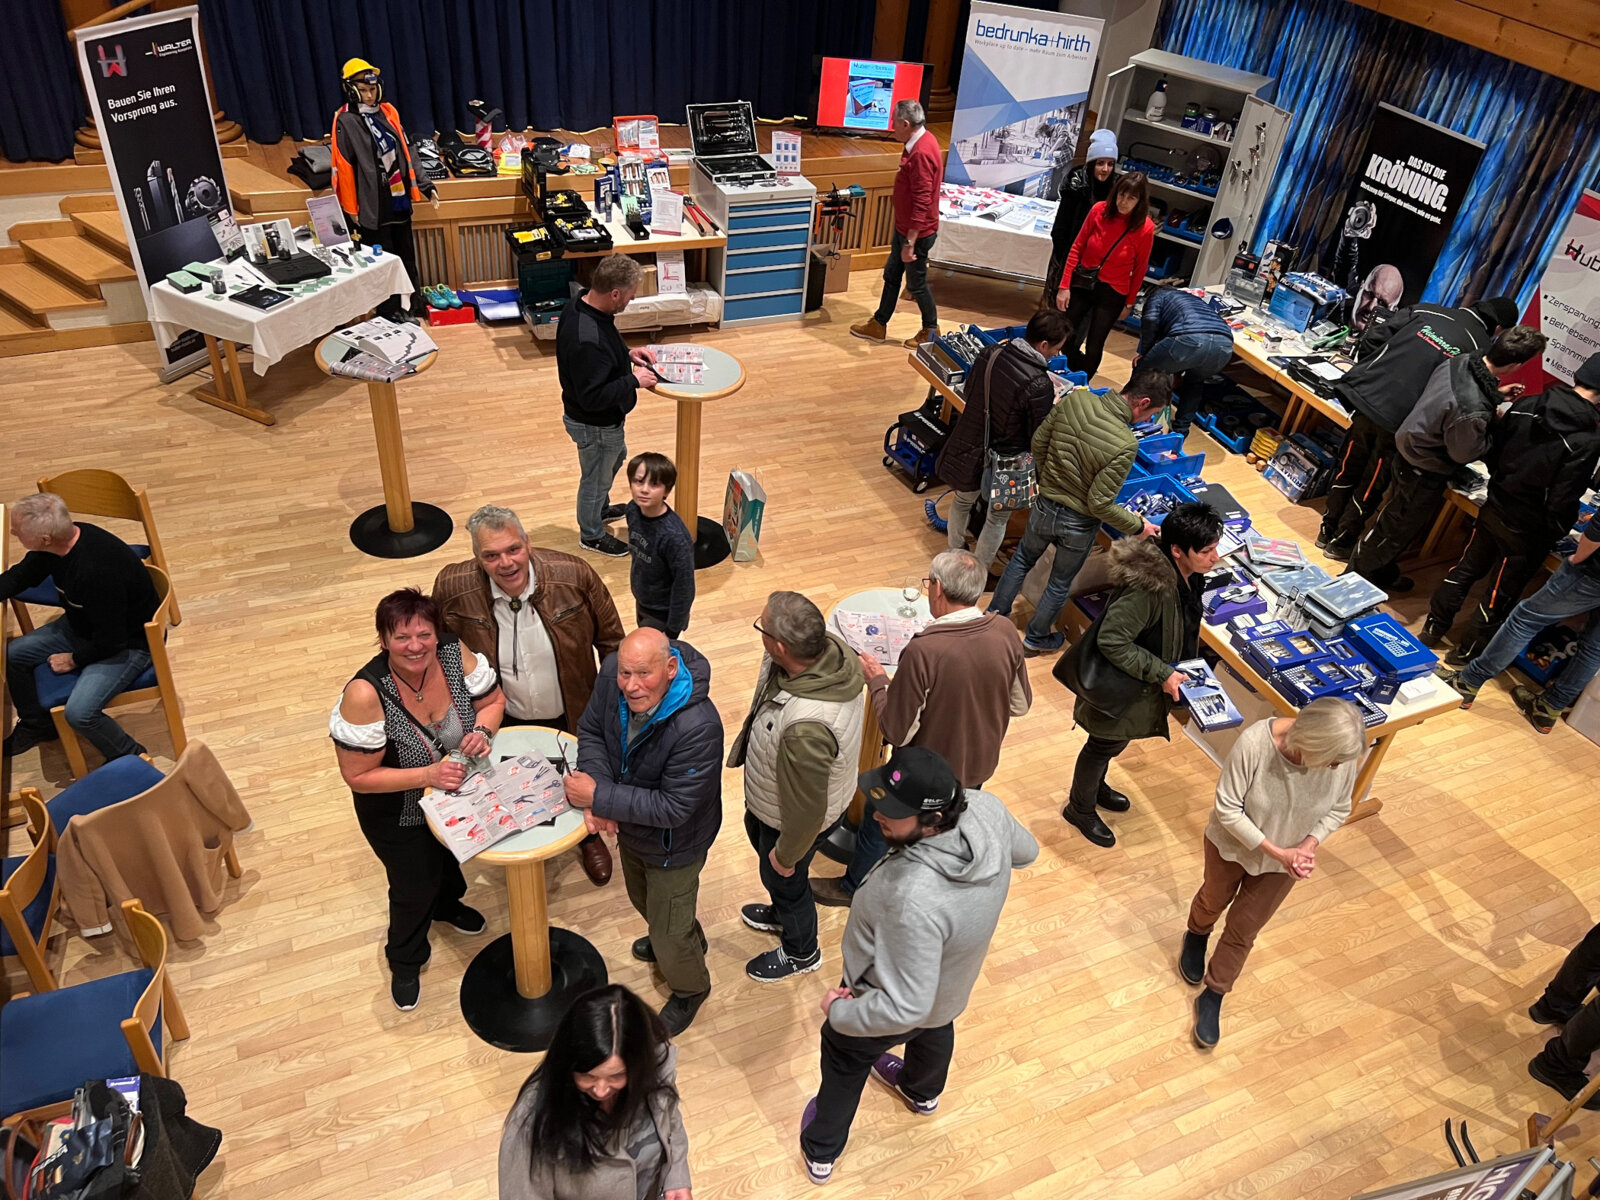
349, 502, 453, 559
691, 515, 733, 569
460, 927, 608, 1052
819, 814, 858, 866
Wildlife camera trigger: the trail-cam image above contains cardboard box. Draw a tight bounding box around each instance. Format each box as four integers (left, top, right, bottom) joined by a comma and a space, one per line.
636, 261, 658, 297
811, 245, 852, 293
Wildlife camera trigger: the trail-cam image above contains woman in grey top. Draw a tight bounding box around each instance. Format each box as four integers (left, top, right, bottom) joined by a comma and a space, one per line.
500, 985, 692, 1200
1180, 699, 1366, 1049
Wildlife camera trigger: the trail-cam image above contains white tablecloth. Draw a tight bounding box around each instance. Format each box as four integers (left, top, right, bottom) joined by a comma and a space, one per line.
929, 185, 1057, 281
147, 254, 412, 375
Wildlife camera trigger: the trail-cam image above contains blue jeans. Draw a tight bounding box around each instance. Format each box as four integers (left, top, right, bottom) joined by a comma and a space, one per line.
841, 797, 889, 894
1461, 562, 1600, 710
986, 496, 1103, 644
5, 618, 151, 760
562, 415, 627, 542
873, 230, 938, 330
1139, 332, 1235, 434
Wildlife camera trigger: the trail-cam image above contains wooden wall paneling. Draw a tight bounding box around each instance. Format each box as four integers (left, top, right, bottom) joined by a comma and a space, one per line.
1348, 0, 1600, 87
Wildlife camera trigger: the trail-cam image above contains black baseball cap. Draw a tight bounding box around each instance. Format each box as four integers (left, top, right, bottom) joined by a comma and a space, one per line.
860, 746, 960, 819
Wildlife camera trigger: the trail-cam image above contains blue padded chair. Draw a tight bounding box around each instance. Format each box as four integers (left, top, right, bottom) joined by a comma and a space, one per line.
0, 898, 188, 1119
40, 563, 186, 780
0, 793, 60, 993
41, 754, 166, 832
8, 468, 179, 634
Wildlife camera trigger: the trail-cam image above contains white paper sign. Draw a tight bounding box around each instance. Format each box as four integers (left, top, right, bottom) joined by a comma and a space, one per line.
656, 249, 687, 294
772, 131, 802, 175
651, 190, 685, 236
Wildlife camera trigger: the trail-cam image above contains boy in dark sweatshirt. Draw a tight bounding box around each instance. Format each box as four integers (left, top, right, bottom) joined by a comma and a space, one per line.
624, 452, 696, 639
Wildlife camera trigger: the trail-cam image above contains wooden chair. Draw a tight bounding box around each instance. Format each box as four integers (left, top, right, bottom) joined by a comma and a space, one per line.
9, 467, 181, 633
42, 563, 186, 780
0, 792, 59, 994
0, 899, 188, 1120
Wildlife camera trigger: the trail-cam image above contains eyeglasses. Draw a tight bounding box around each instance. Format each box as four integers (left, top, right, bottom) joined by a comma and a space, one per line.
752, 620, 771, 637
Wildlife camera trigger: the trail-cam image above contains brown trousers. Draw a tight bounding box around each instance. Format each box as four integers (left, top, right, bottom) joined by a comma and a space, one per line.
1187, 836, 1296, 994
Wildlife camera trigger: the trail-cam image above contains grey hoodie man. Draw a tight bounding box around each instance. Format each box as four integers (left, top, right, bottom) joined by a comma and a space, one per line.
829, 787, 1039, 1038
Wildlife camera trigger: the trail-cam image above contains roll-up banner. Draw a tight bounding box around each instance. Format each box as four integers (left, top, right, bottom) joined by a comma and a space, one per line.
1508, 190, 1600, 392
74, 7, 227, 380
1332, 102, 1483, 327
945, 2, 1103, 198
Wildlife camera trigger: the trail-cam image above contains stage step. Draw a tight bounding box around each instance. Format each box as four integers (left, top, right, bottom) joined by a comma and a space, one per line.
0, 261, 106, 315
22, 236, 136, 287
0, 302, 48, 339
69, 210, 132, 260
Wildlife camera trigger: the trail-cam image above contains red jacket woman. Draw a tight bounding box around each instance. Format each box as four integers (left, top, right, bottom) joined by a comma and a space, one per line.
1058, 172, 1154, 381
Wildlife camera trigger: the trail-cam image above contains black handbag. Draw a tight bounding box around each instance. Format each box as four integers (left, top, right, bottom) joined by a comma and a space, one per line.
1070, 218, 1133, 293
1051, 597, 1147, 718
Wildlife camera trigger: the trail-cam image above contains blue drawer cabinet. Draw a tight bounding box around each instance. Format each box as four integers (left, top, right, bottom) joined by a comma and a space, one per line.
725, 265, 807, 296
726, 227, 809, 251
728, 205, 813, 231
724, 292, 805, 323
728, 246, 810, 270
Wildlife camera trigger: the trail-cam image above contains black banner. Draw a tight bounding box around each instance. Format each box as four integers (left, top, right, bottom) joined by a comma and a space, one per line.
1330, 102, 1484, 330
75, 8, 227, 376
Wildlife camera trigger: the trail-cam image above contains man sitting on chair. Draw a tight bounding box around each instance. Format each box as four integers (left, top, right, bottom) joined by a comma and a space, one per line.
2, 493, 160, 762
432, 504, 625, 885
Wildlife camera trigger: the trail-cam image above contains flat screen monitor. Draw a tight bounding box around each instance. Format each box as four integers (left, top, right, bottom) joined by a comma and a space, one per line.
814, 57, 929, 137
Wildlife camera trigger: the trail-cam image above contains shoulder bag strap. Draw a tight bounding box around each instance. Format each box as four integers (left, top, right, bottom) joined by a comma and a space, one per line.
981, 345, 1002, 452
1092, 219, 1134, 271
358, 666, 448, 758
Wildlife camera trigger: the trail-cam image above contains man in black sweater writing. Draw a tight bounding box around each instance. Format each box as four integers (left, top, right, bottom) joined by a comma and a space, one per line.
2, 493, 160, 762
557, 253, 660, 558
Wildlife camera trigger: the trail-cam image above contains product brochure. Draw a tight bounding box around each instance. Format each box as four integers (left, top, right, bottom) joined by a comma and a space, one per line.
652, 361, 704, 384
422, 754, 570, 863
647, 343, 704, 364
834, 610, 927, 669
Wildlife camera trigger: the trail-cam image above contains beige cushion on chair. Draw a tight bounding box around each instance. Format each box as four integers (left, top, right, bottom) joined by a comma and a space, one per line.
55, 740, 252, 947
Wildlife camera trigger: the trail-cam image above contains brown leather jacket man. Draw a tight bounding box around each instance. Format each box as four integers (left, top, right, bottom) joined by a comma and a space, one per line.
432, 505, 624, 884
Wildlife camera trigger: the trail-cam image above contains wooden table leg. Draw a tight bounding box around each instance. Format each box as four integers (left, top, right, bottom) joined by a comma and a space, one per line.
505, 858, 553, 1000
674, 397, 702, 526
192, 335, 276, 426
1344, 730, 1395, 824
367, 380, 415, 534
848, 702, 888, 826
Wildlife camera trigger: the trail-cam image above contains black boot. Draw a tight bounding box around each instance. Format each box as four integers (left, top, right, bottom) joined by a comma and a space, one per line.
1179, 931, 1208, 985
1194, 987, 1223, 1048
1097, 784, 1131, 813
1418, 618, 1449, 648
1062, 804, 1116, 847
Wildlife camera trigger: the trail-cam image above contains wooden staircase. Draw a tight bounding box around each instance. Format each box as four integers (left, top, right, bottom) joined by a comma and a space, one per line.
0, 194, 151, 358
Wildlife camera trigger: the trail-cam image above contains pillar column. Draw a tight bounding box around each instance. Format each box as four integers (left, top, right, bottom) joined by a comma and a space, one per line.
922, 0, 964, 120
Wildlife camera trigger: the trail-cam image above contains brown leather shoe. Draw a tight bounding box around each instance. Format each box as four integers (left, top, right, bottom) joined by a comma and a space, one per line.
903, 327, 937, 348
849, 318, 887, 343
579, 835, 613, 886
812, 876, 853, 907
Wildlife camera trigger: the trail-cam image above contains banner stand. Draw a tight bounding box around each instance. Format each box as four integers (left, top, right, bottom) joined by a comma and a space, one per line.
74, 6, 229, 382
1509, 189, 1600, 393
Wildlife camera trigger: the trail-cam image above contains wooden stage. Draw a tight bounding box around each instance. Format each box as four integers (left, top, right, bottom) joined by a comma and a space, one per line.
5, 268, 1599, 1200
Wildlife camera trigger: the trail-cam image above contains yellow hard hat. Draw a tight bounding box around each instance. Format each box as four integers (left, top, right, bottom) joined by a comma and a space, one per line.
342, 58, 379, 80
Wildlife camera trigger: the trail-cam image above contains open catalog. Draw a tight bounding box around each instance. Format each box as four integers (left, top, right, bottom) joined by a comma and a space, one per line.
422, 754, 570, 862
834, 610, 927, 669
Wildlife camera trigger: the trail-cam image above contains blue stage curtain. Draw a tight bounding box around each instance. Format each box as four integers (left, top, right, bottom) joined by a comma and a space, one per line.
0, 0, 83, 163
200, 0, 873, 145
1155, 0, 1600, 311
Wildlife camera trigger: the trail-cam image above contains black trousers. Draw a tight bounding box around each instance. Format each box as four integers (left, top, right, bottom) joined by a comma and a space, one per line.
1531, 921, 1600, 1085
1062, 280, 1126, 382
1348, 458, 1449, 587
636, 604, 678, 640
1427, 511, 1553, 655
353, 216, 423, 319
743, 810, 836, 959
1319, 412, 1395, 551
801, 1018, 955, 1162
1040, 249, 1068, 309
353, 794, 467, 976
1068, 735, 1130, 817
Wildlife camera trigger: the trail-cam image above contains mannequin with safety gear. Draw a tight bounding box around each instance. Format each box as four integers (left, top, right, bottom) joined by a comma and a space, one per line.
330, 57, 439, 319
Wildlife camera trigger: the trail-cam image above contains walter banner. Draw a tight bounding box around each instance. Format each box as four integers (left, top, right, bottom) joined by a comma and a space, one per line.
945, 1, 1104, 199
1509, 190, 1600, 391
1331, 102, 1484, 324
74, 7, 228, 378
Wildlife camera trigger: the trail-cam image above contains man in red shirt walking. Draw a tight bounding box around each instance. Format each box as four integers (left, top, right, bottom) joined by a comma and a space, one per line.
851, 100, 943, 349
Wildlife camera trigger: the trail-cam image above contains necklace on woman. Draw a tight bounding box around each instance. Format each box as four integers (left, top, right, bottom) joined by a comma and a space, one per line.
392, 662, 430, 702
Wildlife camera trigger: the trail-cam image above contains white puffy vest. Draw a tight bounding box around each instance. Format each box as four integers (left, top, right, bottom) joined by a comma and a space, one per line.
742, 683, 865, 833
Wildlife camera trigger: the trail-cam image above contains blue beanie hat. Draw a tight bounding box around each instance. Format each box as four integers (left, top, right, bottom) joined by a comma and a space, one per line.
1086, 128, 1118, 163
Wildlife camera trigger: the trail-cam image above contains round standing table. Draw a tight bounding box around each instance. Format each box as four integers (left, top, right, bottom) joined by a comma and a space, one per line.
652, 345, 746, 569
314, 336, 453, 559
423, 726, 608, 1052
820, 587, 933, 863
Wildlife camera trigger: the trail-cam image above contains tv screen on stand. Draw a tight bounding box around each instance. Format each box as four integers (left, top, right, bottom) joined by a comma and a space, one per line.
814, 57, 930, 137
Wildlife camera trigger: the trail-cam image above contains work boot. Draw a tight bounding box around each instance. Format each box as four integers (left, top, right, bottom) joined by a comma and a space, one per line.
1512, 685, 1561, 734
1179, 931, 1209, 985
811, 876, 853, 908
1529, 996, 1573, 1027
1528, 1051, 1600, 1109
1097, 784, 1131, 813
1194, 987, 1223, 1048
903, 327, 937, 348
1445, 640, 1484, 667
1435, 667, 1480, 709
633, 924, 707, 963
659, 988, 711, 1036
849, 318, 887, 343
1418, 618, 1450, 648
1062, 804, 1116, 848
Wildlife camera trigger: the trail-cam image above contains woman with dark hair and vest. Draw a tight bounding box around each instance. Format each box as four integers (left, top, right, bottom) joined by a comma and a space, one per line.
331, 58, 439, 320
330, 588, 504, 1012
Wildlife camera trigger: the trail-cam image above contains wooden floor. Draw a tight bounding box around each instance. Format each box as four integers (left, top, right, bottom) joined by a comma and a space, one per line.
6, 268, 1600, 1199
